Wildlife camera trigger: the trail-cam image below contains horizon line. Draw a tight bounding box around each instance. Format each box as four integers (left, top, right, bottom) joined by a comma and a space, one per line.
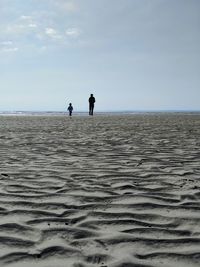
0, 110, 200, 113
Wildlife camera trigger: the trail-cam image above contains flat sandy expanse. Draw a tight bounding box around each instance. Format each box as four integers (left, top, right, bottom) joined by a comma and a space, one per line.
0, 114, 200, 267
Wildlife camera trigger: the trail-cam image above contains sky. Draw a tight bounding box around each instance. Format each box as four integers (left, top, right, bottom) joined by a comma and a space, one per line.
0, 0, 200, 111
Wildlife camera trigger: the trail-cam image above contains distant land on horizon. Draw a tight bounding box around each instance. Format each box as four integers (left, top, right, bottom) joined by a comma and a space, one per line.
0, 110, 200, 115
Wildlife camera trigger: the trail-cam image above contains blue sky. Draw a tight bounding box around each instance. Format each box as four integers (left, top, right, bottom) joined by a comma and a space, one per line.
0, 0, 199, 111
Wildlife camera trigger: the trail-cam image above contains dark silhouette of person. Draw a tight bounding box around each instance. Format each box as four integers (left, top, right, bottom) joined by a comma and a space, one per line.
89, 94, 95, 115
67, 103, 73, 117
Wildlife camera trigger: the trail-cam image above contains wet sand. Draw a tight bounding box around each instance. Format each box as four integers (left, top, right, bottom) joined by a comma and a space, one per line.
0, 113, 200, 267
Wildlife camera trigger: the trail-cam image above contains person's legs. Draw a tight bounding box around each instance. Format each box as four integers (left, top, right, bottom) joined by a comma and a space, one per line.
89, 104, 92, 115
91, 105, 94, 115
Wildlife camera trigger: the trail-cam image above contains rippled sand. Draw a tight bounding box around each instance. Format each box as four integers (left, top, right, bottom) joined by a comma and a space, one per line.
0, 114, 200, 267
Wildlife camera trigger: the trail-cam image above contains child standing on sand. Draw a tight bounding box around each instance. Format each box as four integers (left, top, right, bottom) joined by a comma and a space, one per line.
67, 103, 73, 117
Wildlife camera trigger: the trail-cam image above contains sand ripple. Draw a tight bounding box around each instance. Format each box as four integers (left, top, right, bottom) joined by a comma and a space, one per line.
0, 114, 200, 267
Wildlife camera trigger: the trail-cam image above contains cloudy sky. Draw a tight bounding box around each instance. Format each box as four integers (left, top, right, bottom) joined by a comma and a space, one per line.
0, 0, 199, 111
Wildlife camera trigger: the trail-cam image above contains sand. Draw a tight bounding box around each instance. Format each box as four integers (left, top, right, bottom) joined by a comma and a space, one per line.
0, 113, 200, 267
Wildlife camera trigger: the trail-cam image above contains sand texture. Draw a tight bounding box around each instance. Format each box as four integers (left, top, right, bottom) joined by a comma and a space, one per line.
0, 114, 200, 267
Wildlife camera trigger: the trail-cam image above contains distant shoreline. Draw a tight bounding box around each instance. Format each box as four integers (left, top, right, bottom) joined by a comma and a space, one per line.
0, 111, 200, 116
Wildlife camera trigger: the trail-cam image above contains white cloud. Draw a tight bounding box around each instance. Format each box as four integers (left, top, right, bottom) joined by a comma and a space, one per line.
45, 27, 62, 39
28, 23, 37, 28
40, 45, 47, 51
19, 15, 32, 20
45, 28, 56, 35
0, 47, 18, 53
0, 5, 81, 52
54, 0, 77, 12
4, 16, 38, 36
6, 24, 25, 34
18, 15, 38, 28
0, 40, 18, 53
65, 27, 80, 38
0, 41, 13, 45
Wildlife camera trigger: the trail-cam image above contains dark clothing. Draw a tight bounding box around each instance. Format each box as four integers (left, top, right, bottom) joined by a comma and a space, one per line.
67, 105, 73, 116
89, 96, 95, 115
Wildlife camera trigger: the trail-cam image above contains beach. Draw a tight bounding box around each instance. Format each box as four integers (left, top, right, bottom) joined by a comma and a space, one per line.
0, 113, 200, 267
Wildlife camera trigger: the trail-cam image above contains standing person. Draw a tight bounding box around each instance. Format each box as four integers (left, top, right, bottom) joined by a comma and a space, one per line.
67, 103, 73, 117
89, 94, 95, 115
